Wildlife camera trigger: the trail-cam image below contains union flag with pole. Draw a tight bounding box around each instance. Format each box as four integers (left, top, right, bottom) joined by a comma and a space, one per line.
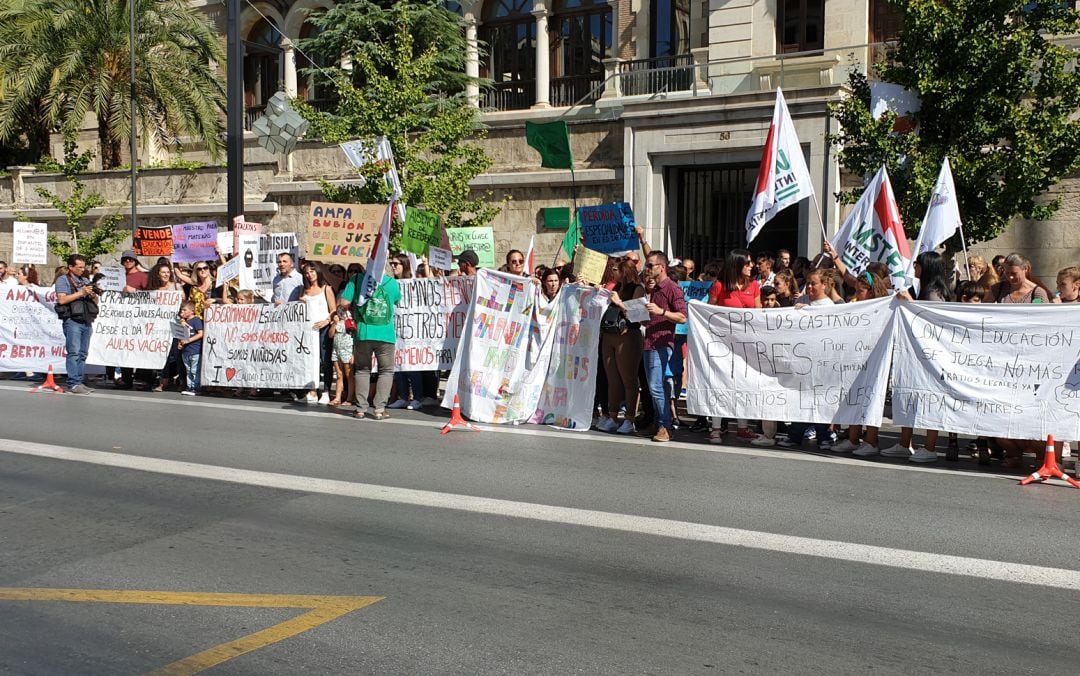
832, 166, 912, 290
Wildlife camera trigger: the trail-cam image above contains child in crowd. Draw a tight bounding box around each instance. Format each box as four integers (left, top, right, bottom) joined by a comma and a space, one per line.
780, 269, 839, 450
328, 300, 355, 407
835, 271, 890, 457
1054, 266, 1079, 303
176, 301, 204, 396
760, 285, 780, 308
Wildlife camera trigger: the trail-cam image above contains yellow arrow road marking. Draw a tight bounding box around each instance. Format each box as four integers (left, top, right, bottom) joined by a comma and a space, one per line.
0, 588, 383, 675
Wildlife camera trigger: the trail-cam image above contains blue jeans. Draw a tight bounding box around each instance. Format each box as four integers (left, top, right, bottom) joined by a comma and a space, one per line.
62, 319, 92, 388
643, 346, 673, 430
182, 351, 201, 392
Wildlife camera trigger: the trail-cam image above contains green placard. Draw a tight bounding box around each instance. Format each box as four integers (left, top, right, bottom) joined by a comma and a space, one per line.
401, 207, 442, 255
446, 226, 496, 269
543, 207, 571, 230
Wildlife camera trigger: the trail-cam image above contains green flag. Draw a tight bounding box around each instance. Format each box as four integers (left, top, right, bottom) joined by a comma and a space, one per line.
561, 211, 581, 260
525, 120, 573, 169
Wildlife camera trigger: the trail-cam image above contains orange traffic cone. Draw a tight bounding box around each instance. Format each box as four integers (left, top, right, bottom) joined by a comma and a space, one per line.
29, 365, 64, 394
1020, 435, 1080, 489
441, 394, 480, 435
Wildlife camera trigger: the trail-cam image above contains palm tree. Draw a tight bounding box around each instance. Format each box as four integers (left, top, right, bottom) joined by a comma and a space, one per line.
0, 0, 226, 168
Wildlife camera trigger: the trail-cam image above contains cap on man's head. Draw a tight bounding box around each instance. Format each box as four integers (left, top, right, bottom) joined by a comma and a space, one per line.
457, 249, 479, 267
120, 250, 138, 261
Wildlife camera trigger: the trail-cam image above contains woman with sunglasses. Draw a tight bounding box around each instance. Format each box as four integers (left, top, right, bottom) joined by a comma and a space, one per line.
175, 261, 220, 317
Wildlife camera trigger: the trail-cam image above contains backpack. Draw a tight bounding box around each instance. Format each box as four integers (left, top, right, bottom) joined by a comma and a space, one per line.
600, 303, 628, 335
353, 276, 392, 326
55, 275, 99, 324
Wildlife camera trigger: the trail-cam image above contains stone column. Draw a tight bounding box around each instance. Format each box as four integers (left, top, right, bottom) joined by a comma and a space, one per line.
600, 57, 622, 99
532, 5, 551, 108
281, 37, 297, 98
465, 15, 480, 107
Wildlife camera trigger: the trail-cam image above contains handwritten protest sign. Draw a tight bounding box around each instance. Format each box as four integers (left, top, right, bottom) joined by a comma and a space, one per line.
200, 302, 319, 389
428, 246, 453, 271
686, 297, 896, 425
133, 225, 174, 257
579, 202, 638, 254
217, 231, 234, 256
232, 217, 261, 257
0, 285, 66, 373
394, 276, 474, 371
253, 232, 300, 296
236, 234, 261, 291
87, 290, 184, 369
677, 281, 712, 336
13, 221, 48, 264
891, 302, 1080, 440
622, 297, 651, 324
306, 202, 384, 263
572, 245, 608, 284
446, 227, 496, 268
216, 255, 240, 288
170, 221, 218, 263
98, 267, 125, 292
400, 207, 442, 256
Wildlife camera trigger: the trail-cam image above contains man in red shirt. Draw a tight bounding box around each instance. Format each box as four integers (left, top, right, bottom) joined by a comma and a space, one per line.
642, 251, 686, 442
121, 250, 148, 292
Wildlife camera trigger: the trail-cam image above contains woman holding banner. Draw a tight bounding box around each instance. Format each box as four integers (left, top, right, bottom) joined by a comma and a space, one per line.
992, 253, 1051, 304
707, 249, 761, 444
300, 262, 337, 405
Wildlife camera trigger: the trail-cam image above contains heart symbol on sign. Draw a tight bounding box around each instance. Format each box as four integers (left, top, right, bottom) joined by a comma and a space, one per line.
225, 367, 237, 382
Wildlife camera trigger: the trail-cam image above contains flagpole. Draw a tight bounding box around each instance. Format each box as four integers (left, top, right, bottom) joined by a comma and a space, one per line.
554, 166, 579, 268
957, 221, 971, 279
809, 191, 830, 243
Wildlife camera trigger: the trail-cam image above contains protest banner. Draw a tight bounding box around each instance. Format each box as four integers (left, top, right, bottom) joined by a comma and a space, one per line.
676, 281, 712, 336
87, 290, 184, 369
133, 225, 174, 257
442, 269, 546, 423
0, 285, 66, 373
98, 267, 125, 292
251, 232, 299, 296
527, 284, 609, 430
236, 234, 261, 291
446, 227, 496, 268
428, 246, 453, 271
394, 276, 474, 371
170, 321, 191, 341
200, 302, 319, 389
232, 217, 261, 257
572, 245, 608, 285
400, 207, 442, 256
622, 298, 651, 324
578, 203, 638, 254
686, 297, 896, 425
217, 231, 234, 256
170, 221, 218, 263
216, 255, 240, 288
891, 302, 1080, 440
13, 221, 48, 264
306, 202, 384, 263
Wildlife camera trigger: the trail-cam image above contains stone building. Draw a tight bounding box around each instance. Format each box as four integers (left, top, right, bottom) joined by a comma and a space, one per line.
1, 0, 1078, 280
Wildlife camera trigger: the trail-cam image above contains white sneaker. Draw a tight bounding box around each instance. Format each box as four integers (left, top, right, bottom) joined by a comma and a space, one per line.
318, 392, 330, 405
852, 442, 879, 457
387, 399, 408, 409
597, 417, 619, 433
909, 447, 939, 463
406, 400, 422, 410
750, 435, 776, 447
304, 392, 318, 404
616, 420, 635, 434
833, 439, 857, 453
880, 443, 913, 458
421, 397, 439, 408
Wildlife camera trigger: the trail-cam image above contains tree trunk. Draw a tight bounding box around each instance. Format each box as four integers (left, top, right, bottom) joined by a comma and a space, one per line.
97, 118, 123, 170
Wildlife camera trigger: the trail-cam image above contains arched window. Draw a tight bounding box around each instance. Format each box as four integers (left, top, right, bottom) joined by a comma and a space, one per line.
297, 21, 333, 107
551, 0, 612, 106
650, 0, 690, 58
777, 0, 824, 54
480, 0, 536, 110
244, 18, 283, 121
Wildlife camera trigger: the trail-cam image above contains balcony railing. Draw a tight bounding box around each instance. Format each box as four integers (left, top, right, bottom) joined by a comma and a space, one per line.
244, 97, 338, 131
482, 81, 535, 111
550, 73, 605, 107
617, 54, 695, 96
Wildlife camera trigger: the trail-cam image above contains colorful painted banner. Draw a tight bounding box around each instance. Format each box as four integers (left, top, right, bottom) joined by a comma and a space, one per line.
13, 221, 48, 264
394, 276, 474, 371
446, 227, 496, 269
400, 207, 442, 256
891, 302, 1080, 440
170, 221, 219, 263
200, 302, 319, 389
0, 285, 66, 372
686, 297, 896, 425
133, 225, 174, 257
87, 290, 184, 369
578, 203, 638, 254
306, 202, 384, 263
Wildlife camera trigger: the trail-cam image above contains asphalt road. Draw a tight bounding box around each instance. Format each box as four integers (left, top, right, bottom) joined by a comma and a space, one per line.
1, 383, 1078, 674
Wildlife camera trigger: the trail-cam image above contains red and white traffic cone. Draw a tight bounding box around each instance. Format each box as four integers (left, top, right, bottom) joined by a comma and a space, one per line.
441, 394, 479, 435
29, 365, 64, 394
1020, 435, 1080, 489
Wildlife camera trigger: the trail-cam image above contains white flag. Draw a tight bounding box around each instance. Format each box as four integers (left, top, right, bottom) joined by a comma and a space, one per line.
745, 88, 815, 243
339, 136, 407, 222
357, 201, 394, 306
832, 166, 913, 290
524, 235, 535, 276
912, 157, 961, 257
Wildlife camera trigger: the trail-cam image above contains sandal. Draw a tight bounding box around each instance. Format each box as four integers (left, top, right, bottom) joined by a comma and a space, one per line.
353, 409, 367, 419
328, 399, 341, 407
373, 410, 390, 420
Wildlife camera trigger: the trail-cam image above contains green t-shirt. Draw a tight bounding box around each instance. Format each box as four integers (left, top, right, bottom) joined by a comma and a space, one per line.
341, 275, 401, 344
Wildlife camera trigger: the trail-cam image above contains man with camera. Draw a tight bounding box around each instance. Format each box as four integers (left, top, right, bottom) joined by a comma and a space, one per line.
54, 254, 99, 394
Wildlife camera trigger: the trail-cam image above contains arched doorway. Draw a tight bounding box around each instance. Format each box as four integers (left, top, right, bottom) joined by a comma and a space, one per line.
244, 18, 284, 128
550, 0, 613, 106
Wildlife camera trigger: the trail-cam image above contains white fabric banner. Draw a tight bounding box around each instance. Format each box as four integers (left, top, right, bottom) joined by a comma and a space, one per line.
394, 276, 474, 371
200, 302, 319, 389
686, 297, 897, 425
892, 302, 1080, 440
0, 285, 66, 372
87, 290, 184, 369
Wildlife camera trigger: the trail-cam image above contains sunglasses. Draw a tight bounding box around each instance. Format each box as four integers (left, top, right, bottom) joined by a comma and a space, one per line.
509, 259, 524, 264
195, 266, 209, 271
644, 263, 656, 269
390, 261, 403, 266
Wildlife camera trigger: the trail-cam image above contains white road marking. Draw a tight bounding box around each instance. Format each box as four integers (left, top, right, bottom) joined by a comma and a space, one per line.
0, 385, 1012, 479
1, 438, 1077, 592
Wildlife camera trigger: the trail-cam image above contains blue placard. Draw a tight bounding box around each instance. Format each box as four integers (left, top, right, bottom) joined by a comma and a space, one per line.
579, 202, 638, 254
676, 281, 712, 335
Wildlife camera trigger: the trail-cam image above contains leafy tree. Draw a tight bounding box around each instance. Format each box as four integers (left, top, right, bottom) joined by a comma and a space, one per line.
38, 140, 127, 261
828, 0, 1080, 244
0, 0, 226, 170
296, 2, 501, 235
